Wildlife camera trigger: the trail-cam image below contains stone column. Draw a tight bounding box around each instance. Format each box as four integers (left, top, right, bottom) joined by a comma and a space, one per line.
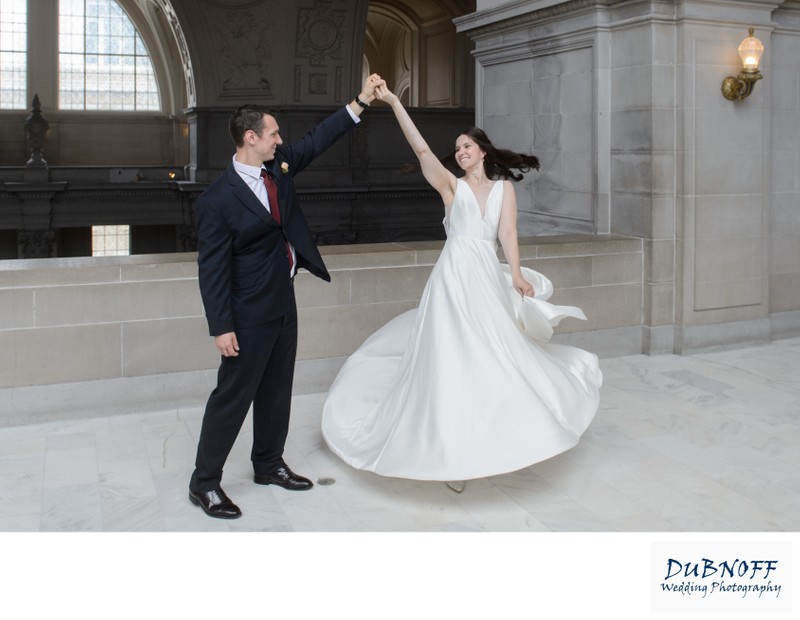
769, 2, 800, 339
672, 1, 780, 353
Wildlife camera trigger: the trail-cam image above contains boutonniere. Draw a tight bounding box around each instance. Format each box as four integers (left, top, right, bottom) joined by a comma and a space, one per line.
280, 162, 289, 174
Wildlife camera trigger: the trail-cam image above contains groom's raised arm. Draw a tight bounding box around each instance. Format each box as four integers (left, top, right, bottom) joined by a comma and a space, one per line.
281, 73, 385, 174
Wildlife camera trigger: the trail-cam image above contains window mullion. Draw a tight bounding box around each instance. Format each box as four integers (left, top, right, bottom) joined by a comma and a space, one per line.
25, 0, 57, 111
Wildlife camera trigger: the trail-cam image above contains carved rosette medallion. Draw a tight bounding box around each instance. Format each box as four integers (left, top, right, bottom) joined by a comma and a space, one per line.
296, 2, 345, 66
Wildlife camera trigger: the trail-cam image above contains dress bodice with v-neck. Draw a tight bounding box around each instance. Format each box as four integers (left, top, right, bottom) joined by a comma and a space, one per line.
444, 178, 502, 240
321, 177, 602, 481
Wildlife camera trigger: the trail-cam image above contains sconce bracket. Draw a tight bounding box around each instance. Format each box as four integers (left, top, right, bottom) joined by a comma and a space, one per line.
721, 70, 762, 101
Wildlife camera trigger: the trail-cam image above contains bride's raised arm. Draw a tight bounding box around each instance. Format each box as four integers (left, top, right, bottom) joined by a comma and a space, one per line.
374, 85, 456, 204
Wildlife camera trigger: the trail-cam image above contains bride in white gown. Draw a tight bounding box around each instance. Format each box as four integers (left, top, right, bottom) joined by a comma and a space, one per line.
321, 84, 602, 487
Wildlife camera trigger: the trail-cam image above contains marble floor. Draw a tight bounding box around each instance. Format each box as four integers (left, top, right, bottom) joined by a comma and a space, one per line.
1, 337, 799, 534
4, 339, 799, 619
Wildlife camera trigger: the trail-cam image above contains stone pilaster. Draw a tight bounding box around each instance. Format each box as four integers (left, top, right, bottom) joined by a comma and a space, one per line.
458, 0, 790, 353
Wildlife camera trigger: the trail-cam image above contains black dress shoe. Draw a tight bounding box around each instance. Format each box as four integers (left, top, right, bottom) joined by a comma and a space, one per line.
188, 488, 242, 519
254, 466, 313, 491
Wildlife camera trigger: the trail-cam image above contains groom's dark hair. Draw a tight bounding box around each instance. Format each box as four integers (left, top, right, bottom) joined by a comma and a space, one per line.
229, 104, 279, 147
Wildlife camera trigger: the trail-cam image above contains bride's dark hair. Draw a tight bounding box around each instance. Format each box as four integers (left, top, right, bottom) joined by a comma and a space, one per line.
441, 127, 540, 181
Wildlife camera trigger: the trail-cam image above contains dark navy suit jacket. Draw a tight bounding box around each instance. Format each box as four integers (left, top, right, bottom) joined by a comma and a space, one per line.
196, 107, 356, 336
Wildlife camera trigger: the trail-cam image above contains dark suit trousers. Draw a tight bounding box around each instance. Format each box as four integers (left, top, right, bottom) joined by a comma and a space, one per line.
190, 290, 298, 493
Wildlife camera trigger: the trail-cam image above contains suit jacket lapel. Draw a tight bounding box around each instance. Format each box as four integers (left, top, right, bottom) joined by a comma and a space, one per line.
264, 158, 281, 177
226, 165, 276, 226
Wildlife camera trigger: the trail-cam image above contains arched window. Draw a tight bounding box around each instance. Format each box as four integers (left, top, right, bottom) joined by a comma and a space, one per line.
0, 0, 160, 111
0, 0, 27, 110
59, 0, 159, 110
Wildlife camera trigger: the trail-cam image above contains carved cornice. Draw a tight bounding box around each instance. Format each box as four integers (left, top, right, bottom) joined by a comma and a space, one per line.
773, 0, 800, 30
7, 191, 60, 201
4, 182, 67, 200
456, 0, 786, 39
455, 0, 609, 38
59, 188, 177, 200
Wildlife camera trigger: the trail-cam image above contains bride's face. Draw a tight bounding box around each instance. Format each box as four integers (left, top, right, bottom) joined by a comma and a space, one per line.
455, 135, 485, 172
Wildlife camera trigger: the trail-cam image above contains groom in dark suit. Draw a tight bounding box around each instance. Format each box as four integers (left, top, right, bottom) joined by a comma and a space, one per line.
189, 73, 385, 519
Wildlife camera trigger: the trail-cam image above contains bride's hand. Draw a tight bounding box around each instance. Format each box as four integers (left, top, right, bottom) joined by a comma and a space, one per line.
375, 84, 398, 105
513, 275, 535, 297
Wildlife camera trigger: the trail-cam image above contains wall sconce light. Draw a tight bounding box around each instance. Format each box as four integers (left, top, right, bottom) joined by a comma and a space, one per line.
721, 27, 764, 101
168, 171, 177, 180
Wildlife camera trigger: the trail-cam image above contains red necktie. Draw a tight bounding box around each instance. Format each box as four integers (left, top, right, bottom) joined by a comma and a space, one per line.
260, 168, 294, 273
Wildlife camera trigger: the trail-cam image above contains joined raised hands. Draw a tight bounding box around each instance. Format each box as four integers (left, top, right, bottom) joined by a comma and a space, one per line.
361, 73, 386, 100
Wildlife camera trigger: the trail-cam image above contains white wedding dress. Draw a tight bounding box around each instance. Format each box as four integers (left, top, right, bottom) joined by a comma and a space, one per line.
321, 179, 602, 480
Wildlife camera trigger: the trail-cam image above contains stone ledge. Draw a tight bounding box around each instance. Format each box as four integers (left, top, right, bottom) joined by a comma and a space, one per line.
1, 234, 797, 426
0, 234, 638, 275
0, 234, 641, 387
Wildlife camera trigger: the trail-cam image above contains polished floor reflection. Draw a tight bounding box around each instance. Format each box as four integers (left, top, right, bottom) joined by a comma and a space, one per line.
1, 337, 799, 532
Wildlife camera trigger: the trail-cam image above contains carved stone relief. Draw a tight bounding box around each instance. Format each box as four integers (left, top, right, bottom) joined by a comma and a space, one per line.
18, 229, 55, 259
294, 65, 303, 101
156, 0, 197, 106
309, 73, 328, 95
292, 1, 349, 101
296, 1, 345, 66
335, 65, 343, 101
201, 0, 276, 96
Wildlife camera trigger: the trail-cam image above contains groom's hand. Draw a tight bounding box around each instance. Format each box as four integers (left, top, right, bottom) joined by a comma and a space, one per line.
359, 73, 384, 104
214, 331, 239, 357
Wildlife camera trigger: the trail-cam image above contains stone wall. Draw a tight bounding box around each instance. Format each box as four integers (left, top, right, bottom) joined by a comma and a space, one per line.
458, 0, 800, 355
0, 235, 642, 426
770, 3, 800, 337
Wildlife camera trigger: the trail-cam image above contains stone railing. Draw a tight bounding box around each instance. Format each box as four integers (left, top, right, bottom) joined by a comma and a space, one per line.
0, 235, 643, 426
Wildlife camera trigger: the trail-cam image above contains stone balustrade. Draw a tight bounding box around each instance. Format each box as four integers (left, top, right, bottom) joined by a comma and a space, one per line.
0, 235, 644, 426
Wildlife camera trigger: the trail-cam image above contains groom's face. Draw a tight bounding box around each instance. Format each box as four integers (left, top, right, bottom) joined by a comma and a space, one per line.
254, 114, 283, 161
